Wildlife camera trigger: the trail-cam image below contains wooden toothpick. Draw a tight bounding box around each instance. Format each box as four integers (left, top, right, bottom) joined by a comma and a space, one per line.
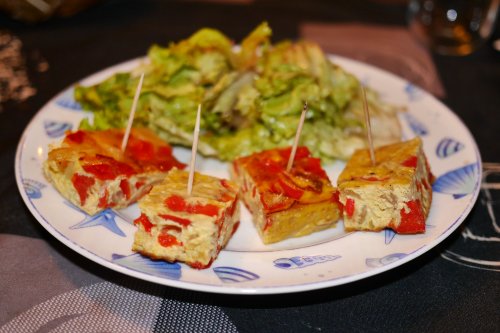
286, 102, 308, 172
187, 104, 202, 195
361, 86, 376, 166
121, 72, 145, 152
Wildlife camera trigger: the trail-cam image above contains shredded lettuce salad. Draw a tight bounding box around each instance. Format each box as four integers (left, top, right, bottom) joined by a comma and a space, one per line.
76, 22, 402, 161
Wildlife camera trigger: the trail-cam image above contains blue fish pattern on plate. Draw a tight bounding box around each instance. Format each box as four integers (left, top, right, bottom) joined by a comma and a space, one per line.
55, 88, 83, 111
70, 208, 126, 237
384, 224, 434, 244
44, 120, 72, 138
385, 229, 396, 244
366, 253, 407, 268
436, 137, 464, 158
23, 178, 46, 199
404, 113, 428, 136
213, 266, 259, 283
273, 255, 341, 270
433, 163, 479, 199
405, 83, 424, 101
112, 253, 182, 280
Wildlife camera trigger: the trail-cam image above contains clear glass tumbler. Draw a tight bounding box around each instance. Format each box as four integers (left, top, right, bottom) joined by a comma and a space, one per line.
407, 0, 499, 55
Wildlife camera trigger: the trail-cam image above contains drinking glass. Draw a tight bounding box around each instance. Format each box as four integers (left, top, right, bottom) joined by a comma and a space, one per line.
407, 0, 499, 55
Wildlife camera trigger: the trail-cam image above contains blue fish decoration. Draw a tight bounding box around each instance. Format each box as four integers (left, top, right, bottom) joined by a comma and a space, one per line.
44, 120, 72, 138
70, 209, 126, 237
433, 163, 479, 199
23, 178, 46, 199
385, 229, 396, 244
404, 83, 424, 101
55, 88, 83, 111
436, 137, 464, 158
213, 266, 259, 283
273, 255, 341, 270
404, 113, 428, 136
366, 253, 407, 268
112, 253, 182, 280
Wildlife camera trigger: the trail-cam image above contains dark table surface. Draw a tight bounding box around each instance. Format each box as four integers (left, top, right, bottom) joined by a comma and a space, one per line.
1, 1, 499, 332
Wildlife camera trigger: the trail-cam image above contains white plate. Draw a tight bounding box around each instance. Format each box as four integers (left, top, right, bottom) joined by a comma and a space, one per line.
15, 56, 482, 294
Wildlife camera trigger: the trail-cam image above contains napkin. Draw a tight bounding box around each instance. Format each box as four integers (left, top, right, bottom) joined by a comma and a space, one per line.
0, 235, 238, 332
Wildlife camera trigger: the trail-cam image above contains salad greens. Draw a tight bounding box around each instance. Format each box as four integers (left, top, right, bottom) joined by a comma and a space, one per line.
76, 22, 401, 161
